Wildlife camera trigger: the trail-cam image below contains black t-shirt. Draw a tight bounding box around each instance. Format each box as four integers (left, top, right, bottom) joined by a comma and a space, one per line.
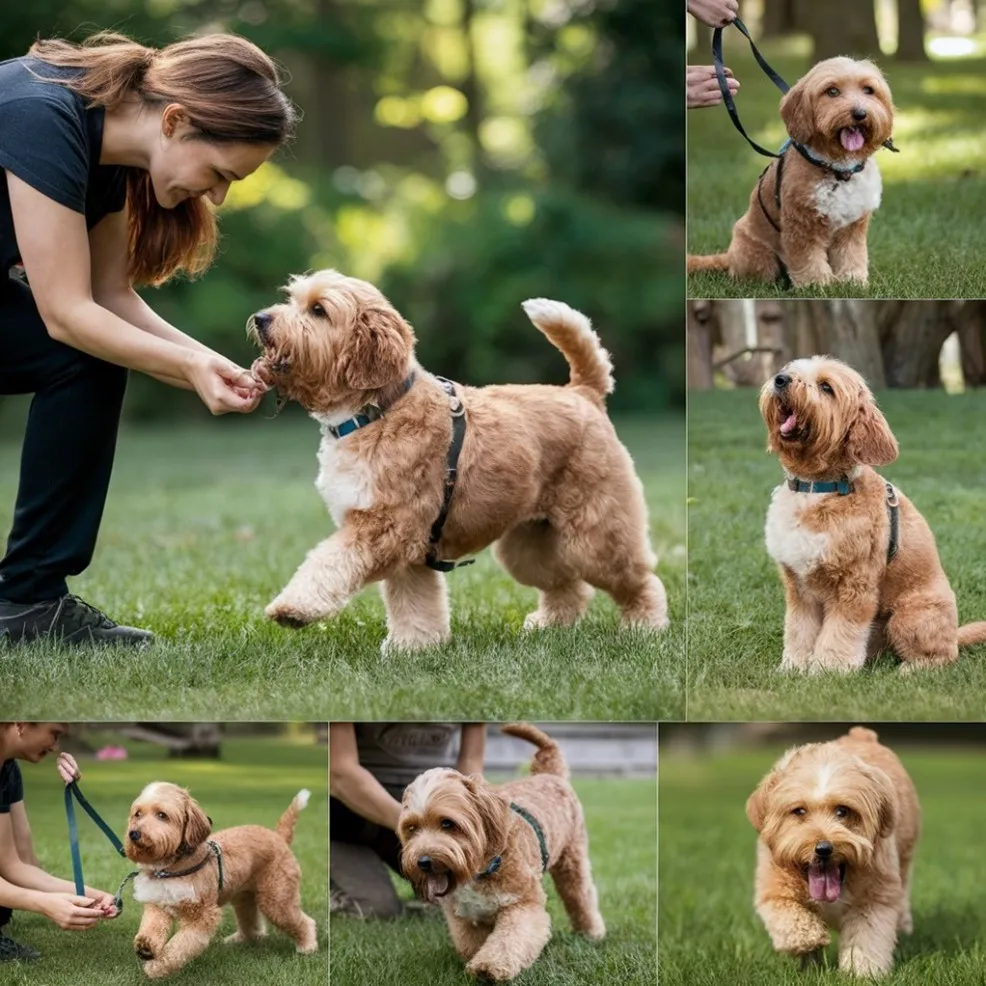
0, 56, 128, 274
0, 759, 24, 814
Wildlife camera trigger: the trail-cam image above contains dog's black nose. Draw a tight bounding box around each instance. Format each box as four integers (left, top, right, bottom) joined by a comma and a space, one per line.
129, 830, 141, 843
852, 107, 867, 121
815, 841, 834, 858
774, 373, 791, 391
417, 856, 433, 873
252, 311, 272, 340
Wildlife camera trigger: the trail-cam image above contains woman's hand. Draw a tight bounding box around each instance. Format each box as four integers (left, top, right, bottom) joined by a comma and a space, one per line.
56, 753, 80, 786
87, 889, 121, 918
41, 893, 105, 930
687, 0, 738, 28
186, 353, 267, 415
688, 65, 740, 108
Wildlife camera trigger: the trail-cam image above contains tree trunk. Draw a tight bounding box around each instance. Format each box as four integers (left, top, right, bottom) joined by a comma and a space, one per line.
807, 0, 881, 59
955, 301, 986, 387
687, 301, 718, 389
713, 300, 772, 386
896, 0, 929, 61
762, 0, 800, 37
877, 301, 951, 387
785, 300, 886, 385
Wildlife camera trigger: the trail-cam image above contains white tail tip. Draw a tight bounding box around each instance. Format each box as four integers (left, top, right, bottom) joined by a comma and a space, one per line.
296, 789, 311, 811
521, 298, 592, 334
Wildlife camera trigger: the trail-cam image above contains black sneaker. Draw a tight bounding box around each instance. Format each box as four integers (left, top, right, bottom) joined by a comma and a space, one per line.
0, 932, 40, 962
0, 595, 154, 648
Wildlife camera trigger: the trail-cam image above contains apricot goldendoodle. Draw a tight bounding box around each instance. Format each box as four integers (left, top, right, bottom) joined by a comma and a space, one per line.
760, 356, 986, 673
688, 57, 896, 286
747, 727, 920, 977
248, 270, 667, 652
125, 783, 317, 978
397, 723, 605, 982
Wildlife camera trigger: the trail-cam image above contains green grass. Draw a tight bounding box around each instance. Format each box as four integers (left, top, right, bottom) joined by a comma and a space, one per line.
1, 733, 328, 986
0, 413, 684, 721
687, 389, 986, 720
660, 741, 986, 985
331, 777, 656, 986
687, 48, 986, 298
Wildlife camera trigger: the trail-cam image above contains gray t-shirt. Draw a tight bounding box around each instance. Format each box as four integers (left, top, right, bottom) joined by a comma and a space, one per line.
354, 723, 458, 797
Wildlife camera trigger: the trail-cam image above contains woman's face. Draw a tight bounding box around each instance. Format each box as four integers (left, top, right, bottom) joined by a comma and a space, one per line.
149, 110, 275, 209
13, 723, 67, 762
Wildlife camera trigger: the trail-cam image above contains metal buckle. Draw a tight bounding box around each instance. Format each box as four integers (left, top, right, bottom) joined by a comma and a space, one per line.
886, 484, 899, 508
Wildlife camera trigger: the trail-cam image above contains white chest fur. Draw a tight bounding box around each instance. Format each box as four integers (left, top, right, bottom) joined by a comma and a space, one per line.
764, 485, 830, 578
314, 429, 375, 527
812, 160, 882, 230
133, 872, 197, 907
451, 882, 520, 924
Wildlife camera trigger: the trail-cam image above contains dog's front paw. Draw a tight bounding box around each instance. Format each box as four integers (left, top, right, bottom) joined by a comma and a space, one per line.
141, 958, 170, 980
266, 596, 315, 628
381, 631, 448, 656
466, 956, 522, 982
134, 937, 156, 962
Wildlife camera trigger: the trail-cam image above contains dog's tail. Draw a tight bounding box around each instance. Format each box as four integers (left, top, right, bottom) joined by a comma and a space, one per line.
686, 253, 730, 273
501, 723, 569, 779
958, 622, 986, 647
276, 788, 311, 845
521, 298, 613, 407
847, 726, 880, 744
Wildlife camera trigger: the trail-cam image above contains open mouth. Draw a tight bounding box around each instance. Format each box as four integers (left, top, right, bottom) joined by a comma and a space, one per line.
838, 126, 868, 152
776, 404, 807, 442
806, 859, 846, 902
424, 871, 455, 904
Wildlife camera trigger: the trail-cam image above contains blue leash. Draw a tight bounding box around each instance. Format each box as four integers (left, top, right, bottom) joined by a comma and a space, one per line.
64, 781, 135, 910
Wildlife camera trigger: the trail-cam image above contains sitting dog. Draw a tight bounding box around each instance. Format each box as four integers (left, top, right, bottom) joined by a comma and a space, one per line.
125, 783, 317, 978
397, 723, 605, 981
760, 355, 986, 672
248, 270, 667, 651
747, 727, 920, 977
688, 57, 895, 286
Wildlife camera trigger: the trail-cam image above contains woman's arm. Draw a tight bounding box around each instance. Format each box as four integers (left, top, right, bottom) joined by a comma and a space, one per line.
329, 724, 403, 831
6, 172, 261, 413
457, 724, 487, 776
8, 802, 38, 867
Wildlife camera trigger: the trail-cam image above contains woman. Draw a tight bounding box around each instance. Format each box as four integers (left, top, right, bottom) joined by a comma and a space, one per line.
1, 722, 118, 962
0, 32, 295, 646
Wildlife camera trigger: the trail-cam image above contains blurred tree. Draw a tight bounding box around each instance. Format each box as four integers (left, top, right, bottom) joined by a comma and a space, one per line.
807, 0, 881, 60
896, 0, 929, 61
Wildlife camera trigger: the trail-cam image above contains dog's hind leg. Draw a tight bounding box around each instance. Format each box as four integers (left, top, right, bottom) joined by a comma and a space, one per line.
550, 836, 605, 939
494, 522, 594, 629
897, 856, 914, 934
255, 876, 318, 954
887, 594, 959, 672
380, 564, 450, 652
224, 891, 267, 944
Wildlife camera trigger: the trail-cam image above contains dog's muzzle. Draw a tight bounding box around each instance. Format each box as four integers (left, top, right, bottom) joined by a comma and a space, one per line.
250, 311, 272, 344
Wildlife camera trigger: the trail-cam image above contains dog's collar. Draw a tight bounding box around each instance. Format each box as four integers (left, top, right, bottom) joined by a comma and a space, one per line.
787, 475, 854, 495
149, 840, 224, 893
782, 138, 865, 181
475, 803, 549, 880
327, 371, 416, 439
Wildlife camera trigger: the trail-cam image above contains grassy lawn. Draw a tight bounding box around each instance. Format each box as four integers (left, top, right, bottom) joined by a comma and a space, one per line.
659, 738, 986, 985
2, 732, 328, 986
331, 777, 656, 986
0, 412, 685, 722
687, 47, 986, 299
687, 389, 986, 720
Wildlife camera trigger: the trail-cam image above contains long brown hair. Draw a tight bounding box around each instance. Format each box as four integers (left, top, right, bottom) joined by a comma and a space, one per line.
29, 31, 296, 286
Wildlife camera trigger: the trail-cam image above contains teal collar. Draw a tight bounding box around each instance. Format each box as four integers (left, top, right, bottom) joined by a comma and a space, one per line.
327, 372, 416, 439
476, 802, 549, 879
787, 476, 854, 495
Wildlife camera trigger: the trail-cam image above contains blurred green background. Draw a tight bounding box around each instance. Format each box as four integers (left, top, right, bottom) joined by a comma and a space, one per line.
1, 0, 683, 421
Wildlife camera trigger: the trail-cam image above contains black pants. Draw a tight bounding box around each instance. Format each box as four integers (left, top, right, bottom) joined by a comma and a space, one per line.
0, 276, 127, 602
329, 796, 402, 874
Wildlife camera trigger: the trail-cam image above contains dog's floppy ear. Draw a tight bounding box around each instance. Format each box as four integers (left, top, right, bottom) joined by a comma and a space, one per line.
746, 775, 773, 833
780, 81, 814, 145
463, 774, 509, 856
846, 399, 898, 466
181, 792, 212, 851
342, 304, 411, 391
859, 763, 897, 838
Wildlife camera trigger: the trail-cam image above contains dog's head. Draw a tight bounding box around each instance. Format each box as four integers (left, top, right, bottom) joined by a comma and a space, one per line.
746, 744, 896, 904
759, 356, 898, 478
780, 57, 894, 161
124, 782, 212, 865
247, 269, 416, 414
397, 768, 508, 905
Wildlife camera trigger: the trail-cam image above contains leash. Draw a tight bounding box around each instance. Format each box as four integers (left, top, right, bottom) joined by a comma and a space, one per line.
424, 377, 474, 573
64, 782, 134, 911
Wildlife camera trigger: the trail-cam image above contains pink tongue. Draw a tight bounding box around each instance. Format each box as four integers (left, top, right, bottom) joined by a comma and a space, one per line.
780, 413, 798, 436
425, 874, 449, 903
841, 127, 865, 151
808, 861, 842, 902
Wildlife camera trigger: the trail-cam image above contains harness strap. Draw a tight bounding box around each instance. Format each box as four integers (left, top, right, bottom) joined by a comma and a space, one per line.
425, 377, 473, 573
151, 841, 225, 895
509, 802, 549, 873
886, 482, 900, 562
65, 782, 126, 898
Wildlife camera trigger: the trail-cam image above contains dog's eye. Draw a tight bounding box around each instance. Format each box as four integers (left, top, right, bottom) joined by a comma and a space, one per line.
311, 303, 326, 317
405, 824, 416, 834
791, 807, 807, 817
820, 381, 834, 396
834, 805, 850, 819
826, 87, 840, 97
862, 86, 874, 95
134, 810, 141, 819
156, 812, 168, 821
440, 818, 457, 831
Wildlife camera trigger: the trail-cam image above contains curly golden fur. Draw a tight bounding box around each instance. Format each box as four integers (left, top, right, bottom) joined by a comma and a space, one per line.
248, 270, 668, 651
760, 356, 986, 673
747, 727, 920, 977
125, 783, 317, 978
688, 58, 895, 286
397, 724, 604, 982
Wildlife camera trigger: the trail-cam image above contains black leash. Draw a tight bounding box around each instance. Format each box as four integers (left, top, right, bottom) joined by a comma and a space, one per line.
425, 377, 473, 572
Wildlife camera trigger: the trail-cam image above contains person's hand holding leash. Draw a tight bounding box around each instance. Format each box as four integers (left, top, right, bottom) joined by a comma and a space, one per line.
688, 0, 738, 28
186, 353, 267, 415
688, 65, 739, 108
40, 892, 105, 930
56, 753, 80, 786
